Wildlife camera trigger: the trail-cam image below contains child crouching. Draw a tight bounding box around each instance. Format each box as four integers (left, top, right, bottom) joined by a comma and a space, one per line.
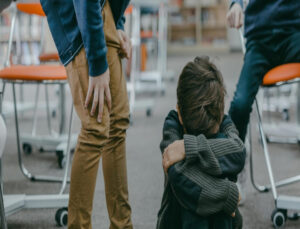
157, 57, 246, 229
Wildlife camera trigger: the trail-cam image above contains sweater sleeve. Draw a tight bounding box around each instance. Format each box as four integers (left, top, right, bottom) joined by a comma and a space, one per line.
184, 115, 246, 178
116, 15, 126, 30
159, 110, 184, 154
168, 163, 239, 216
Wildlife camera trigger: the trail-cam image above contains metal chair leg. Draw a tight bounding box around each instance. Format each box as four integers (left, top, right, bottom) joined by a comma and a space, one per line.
0, 159, 7, 229
59, 104, 73, 195
249, 117, 269, 193
255, 98, 278, 200
249, 98, 300, 193
12, 83, 70, 183
0, 183, 7, 229
45, 84, 53, 135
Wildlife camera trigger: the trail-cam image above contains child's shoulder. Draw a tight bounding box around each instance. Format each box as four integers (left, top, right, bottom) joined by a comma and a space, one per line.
220, 114, 233, 130
163, 110, 182, 131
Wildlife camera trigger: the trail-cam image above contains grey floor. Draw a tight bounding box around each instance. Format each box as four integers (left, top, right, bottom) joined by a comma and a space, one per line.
2, 52, 300, 229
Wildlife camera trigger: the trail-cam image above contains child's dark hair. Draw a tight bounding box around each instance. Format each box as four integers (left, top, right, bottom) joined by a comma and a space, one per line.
177, 56, 226, 137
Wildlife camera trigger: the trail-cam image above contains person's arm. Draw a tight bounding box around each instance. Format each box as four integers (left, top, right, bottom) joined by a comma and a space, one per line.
168, 162, 239, 217
227, 0, 244, 28
72, 0, 111, 123
116, 15, 126, 31
159, 110, 184, 154
73, 0, 107, 77
184, 115, 246, 178
163, 114, 246, 178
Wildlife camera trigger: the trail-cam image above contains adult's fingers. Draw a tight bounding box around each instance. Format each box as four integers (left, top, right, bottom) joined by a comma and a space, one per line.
239, 11, 244, 28
234, 11, 240, 28
97, 89, 104, 123
105, 85, 112, 112
91, 87, 99, 116
85, 84, 94, 109
226, 13, 232, 27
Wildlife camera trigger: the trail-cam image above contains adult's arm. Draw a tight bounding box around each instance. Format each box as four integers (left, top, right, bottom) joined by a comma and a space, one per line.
73, 0, 108, 77
116, 15, 126, 31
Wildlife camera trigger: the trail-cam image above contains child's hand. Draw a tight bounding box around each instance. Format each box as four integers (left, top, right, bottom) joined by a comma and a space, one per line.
162, 140, 185, 173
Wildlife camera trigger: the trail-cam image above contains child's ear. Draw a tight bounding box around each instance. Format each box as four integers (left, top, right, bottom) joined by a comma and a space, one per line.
176, 104, 183, 125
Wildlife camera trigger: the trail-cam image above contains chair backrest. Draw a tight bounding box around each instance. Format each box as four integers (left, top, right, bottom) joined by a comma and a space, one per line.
4, 2, 46, 67
16, 3, 45, 17
0, 115, 7, 158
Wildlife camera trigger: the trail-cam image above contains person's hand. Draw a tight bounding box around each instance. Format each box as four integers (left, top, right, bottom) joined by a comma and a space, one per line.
85, 69, 111, 123
162, 140, 185, 173
117, 29, 131, 59
226, 3, 244, 28
231, 192, 242, 217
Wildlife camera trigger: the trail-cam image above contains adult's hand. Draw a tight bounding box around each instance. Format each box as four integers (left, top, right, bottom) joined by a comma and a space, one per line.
162, 140, 185, 173
85, 69, 111, 123
226, 3, 244, 29
117, 29, 131, 59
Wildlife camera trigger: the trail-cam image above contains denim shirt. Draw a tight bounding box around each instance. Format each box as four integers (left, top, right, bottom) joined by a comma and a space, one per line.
40, 0, 130, 77
232, 0, 300, 40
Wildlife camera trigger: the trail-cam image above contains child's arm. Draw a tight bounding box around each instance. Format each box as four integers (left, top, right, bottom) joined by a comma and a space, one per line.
168, 162, 239, 217
163, 114, 245, 179
159, 110, 184, 153
183, 115, 246, 178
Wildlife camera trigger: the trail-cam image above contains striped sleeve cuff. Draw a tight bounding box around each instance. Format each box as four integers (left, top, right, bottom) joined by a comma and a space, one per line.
184, 134, 199, 161
223, 181, 239, 216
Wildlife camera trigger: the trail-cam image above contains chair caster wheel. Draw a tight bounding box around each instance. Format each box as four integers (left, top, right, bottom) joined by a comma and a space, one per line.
56, 150, 65, 169
146, 108, 152, 117
52, 110, 56, 118
22, 143, 32, 155
55, 207, 68, 227
272, 209, 287, 228
282, 109, 289, 121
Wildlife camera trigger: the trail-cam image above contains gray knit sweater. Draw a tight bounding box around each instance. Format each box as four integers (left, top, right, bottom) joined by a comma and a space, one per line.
157, 110, 246, 229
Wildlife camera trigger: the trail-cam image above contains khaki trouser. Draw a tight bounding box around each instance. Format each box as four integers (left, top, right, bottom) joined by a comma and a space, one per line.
65, 2, 132, 229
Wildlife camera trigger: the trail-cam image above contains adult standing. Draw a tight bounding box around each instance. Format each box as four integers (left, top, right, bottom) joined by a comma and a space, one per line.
40, 0, 133, 228
227, 0, 300, 142
227, 0, 300, 201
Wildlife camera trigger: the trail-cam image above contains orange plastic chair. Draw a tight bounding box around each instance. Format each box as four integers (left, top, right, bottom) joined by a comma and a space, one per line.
0, 65, 66, 82
16, 3, 45, 17
125, 5, 133, 15
262, 63, 300, 86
